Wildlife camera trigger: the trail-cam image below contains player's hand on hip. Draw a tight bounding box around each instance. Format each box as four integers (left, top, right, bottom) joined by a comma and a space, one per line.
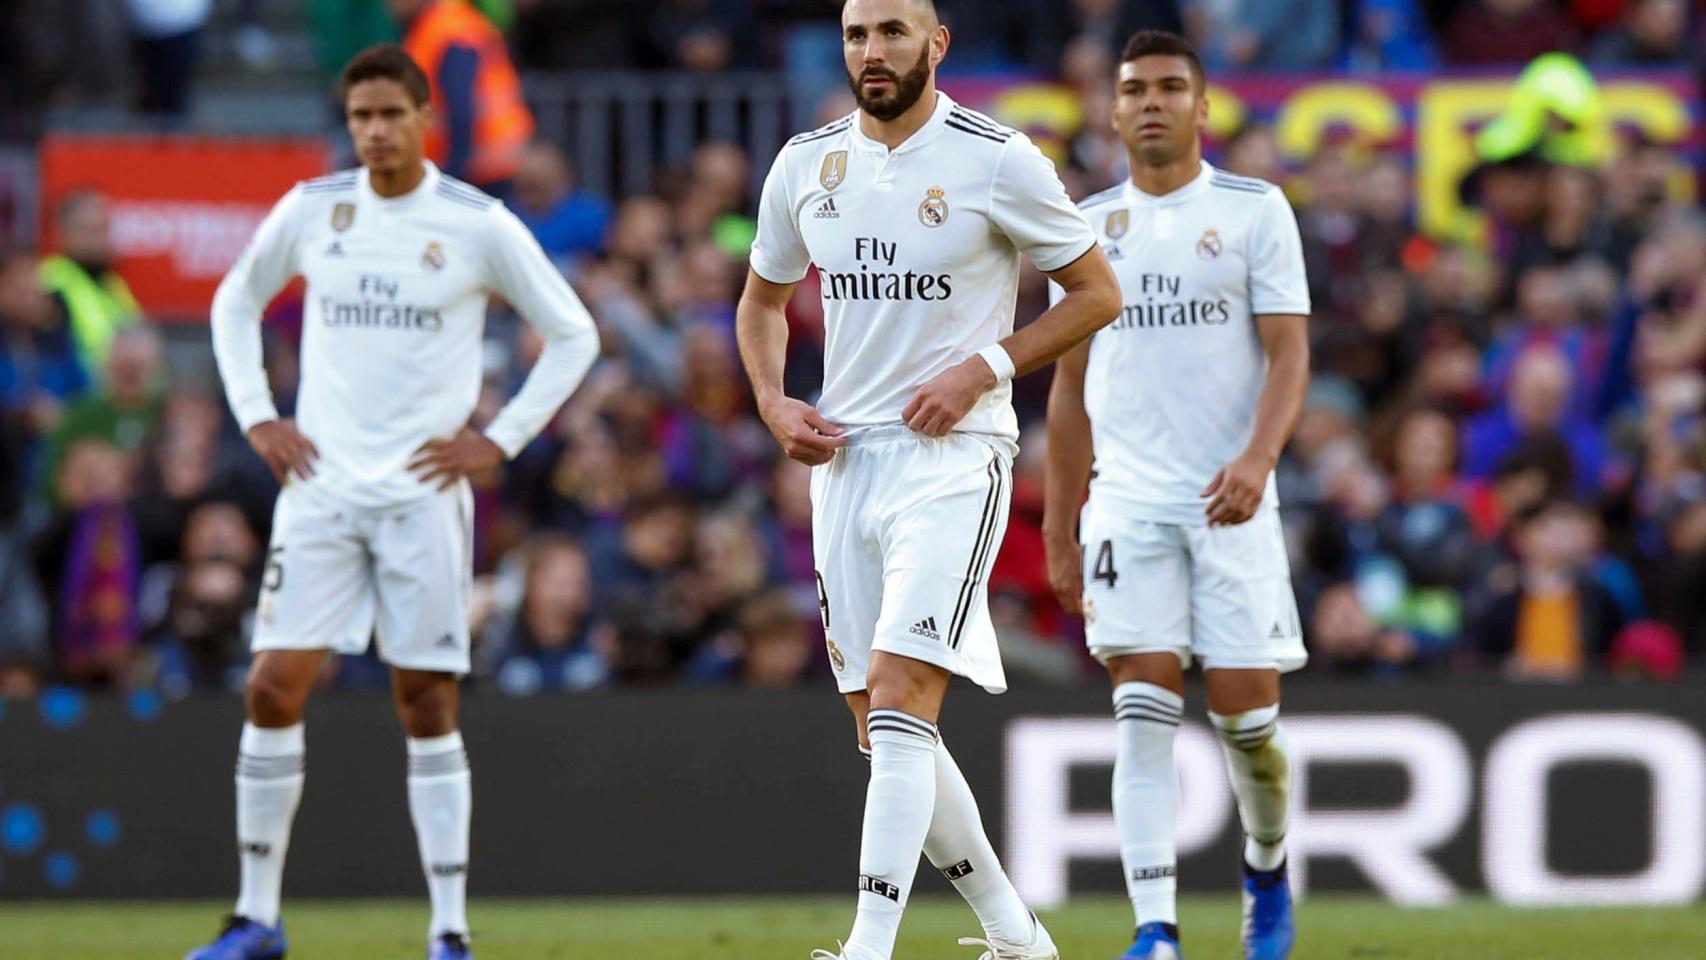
903, 356, 998, 438
1202, 450, 1271, 526
408, 427, 505, 490
758, 393, 846, 466
1044, 534, 1085, 616
247, 419, 319, 484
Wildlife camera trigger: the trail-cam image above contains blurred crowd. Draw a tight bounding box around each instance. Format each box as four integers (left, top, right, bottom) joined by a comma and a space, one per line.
3, 1, 1704, 134
1, 0, 1704, 699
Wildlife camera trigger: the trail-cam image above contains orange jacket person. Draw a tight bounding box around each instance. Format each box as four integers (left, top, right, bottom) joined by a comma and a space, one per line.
393, 0, 534, 193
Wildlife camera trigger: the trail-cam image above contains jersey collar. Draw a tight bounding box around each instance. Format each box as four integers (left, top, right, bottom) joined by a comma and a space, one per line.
358, 159, 443, 206
1124, 160, 1213, 207
849, 91, 955, 155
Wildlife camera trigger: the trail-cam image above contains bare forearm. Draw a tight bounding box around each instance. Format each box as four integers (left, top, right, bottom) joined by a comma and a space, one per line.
1245, 339, 1309, 466
736, 300, 790, 403
1042, 364, 1094, 543
1003, 286, 1119, 378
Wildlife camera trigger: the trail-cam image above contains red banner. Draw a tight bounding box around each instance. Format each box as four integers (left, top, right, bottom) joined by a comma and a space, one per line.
39, 137, 330, 320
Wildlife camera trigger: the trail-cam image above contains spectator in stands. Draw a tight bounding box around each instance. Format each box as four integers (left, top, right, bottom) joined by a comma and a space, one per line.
1218, 123, 1285, 186
0, 248, 87, 440
40, 193, 140, 382
1470, 498, 1625, 680
395, 0, 536, 195
1463, 344, 1610, 497
308, 0, 398, 84
589, 493, 703, 682
34, 437, 143, 688
511, 141, 614, 263
141, 500, 259, 694
1184, 0, 1341, 70
731, 588, 816, 687
123, 0, 209, 118
484, 533, 615, 694
1345, 0, 1439, 72
1443, 0, 1578, 65
43, 326, 164, 504
1590, 0, 1692, 66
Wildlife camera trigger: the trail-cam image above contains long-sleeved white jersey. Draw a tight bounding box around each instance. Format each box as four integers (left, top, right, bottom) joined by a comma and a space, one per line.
211, 161, 600, 509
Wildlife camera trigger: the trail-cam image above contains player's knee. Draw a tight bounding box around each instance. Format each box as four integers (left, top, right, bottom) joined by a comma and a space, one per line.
865, 657, 947, 716
394, 678, 458, 737
1209, 703, 1282, 755
245, 665, 308, 725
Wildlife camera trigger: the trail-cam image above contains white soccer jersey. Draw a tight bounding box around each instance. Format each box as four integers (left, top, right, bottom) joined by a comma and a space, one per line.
750, 92, 1096, 444
1057, 161, 1309, 525
212, 161, 600, 509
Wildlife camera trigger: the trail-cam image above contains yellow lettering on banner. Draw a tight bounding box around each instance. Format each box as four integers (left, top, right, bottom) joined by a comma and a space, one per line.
990, 83, 1081, 166
1204, 83, 1246, 143
1274, 82, 1402, 161
1599, 81, 1695, 206
1416, 81, 1511, 240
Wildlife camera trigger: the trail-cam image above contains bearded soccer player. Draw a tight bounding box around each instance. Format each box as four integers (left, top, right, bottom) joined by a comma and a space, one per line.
1042, 31, 1310, 960
187, 45, 599, 960
738, 2, 1121, 958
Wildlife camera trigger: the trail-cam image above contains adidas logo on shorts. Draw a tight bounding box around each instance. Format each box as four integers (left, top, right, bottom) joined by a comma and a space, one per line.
909, 617, 940, 641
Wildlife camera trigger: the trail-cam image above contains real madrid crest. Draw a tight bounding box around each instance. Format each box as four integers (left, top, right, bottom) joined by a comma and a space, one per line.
1196, 228, 1222, 260
422, 240, 446, 272
331, 203, 355, 232
1105, 209, 1129, 240
820, 150, 848, 191
826, 638, 846, 672
918, 186, 949, 228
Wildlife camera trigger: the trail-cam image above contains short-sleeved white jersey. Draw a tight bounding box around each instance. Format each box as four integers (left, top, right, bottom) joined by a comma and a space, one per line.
750, 92, 1096, 445
1060, 161, 1309, 525
212, 161, 600, 509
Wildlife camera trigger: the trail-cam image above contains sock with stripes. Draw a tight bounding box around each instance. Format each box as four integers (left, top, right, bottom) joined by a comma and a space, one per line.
234, 722, 305, 927
846, 709, 939, 960
1112, 682, 1183, 927
407, 731, 472, 938
854, 739, 1034, 943
1208, 703, 1290, 872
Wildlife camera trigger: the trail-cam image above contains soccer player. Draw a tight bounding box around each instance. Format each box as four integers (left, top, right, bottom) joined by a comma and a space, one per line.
188, 45, 600, 960
737, 2, 1121, 958
1041, 32, 1310, 960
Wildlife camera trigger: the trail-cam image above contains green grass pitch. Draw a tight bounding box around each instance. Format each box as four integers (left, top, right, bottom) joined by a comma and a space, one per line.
2, 895, 1703, 959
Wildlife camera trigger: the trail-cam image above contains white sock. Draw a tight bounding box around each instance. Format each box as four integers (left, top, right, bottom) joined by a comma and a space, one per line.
1113, 682, 1183, 927
1208, 703, 1290, 872
234, 722, 305, 927
407, 731, 472, 938
922, 738, 1035, 944
845, 709, 939, 960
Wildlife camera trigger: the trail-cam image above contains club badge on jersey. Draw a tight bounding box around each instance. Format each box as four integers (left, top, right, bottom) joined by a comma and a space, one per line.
1196, 228, 1222, 259
918, 186, 949, 228
1105, 209, 1129, 240
332, 203, 355, 232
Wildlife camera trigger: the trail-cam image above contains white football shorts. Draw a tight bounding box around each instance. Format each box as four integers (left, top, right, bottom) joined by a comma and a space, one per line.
811, 425, 1014, 695
251, 481, 474, 674
1079, 499, 1306, 672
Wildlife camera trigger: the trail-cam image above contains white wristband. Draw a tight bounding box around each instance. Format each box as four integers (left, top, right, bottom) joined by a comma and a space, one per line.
975, 343, 1016, 384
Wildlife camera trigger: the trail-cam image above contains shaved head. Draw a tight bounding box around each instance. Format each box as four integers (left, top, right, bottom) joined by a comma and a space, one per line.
843, 0, 938, 29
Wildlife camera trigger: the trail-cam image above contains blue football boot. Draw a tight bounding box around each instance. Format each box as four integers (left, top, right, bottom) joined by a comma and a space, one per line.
184, 915, 287, 960
1118, 921, 1182, 959
1240, 859, 1295, 960
428, 932, 473, 960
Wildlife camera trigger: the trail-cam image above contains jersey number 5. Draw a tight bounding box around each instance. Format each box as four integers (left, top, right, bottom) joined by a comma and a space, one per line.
1092, 540, 1118, 588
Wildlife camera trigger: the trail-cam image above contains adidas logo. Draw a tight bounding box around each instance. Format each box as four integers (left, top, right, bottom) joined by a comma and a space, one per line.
1103, 242, 1123, 261
324, 240, 344, 257
814, 197, 840, 220
437, 632, 457, 648
1269, 622, 1285, 639
909, 617, 940, 641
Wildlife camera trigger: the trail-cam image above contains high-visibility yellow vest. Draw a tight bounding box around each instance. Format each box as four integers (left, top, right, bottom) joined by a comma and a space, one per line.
38, 255, 140, 376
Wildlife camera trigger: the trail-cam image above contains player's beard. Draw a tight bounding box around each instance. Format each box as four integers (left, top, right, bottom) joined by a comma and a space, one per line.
847, 44, 932, 122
